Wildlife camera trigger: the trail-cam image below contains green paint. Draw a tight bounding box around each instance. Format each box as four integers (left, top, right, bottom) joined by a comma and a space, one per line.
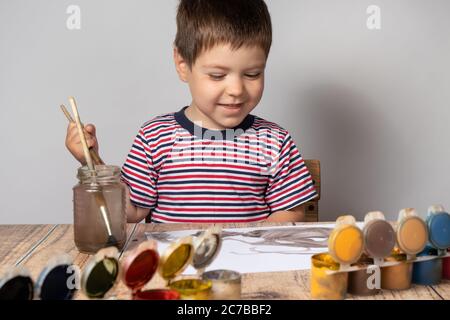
85, 258, 118, 298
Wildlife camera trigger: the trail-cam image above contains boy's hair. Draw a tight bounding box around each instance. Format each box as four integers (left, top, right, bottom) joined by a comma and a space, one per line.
175, 0, 272, 67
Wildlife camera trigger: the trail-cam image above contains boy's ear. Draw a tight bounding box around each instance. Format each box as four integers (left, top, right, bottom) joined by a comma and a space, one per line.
173, 47, 189, 82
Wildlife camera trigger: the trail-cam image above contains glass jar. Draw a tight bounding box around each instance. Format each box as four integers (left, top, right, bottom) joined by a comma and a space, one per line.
73, 165, 126, 253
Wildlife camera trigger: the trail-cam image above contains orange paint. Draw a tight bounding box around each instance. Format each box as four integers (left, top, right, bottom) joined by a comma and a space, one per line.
397, 217, 428, 255
381, 252, 413, 290
329, 226, 364, 264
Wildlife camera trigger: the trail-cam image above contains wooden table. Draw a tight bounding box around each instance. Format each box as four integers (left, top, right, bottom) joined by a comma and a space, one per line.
0, 222, 448, 300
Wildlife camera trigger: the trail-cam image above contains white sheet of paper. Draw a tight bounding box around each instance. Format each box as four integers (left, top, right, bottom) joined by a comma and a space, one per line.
145, 224, 345, 274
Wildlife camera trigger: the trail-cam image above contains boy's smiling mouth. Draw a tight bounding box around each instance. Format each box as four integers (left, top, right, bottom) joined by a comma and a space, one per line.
218, 103, 244, 109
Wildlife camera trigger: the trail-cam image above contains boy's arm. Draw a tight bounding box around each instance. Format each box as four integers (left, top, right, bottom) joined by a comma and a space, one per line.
123, 182, 151, 223
266, 204, 305, 222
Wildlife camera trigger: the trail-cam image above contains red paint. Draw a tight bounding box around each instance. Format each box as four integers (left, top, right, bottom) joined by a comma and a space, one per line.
134, 289, 180, 300
444, 251, 450, 280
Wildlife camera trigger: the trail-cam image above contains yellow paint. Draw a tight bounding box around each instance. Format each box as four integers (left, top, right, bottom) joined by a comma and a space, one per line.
160, 244, 192, 279
310, 253, 348, 300
329, 226, 363, 264
169, 278, 212, 300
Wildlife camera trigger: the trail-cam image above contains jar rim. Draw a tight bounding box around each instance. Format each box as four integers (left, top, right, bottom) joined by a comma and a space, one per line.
77, 165, 121, 181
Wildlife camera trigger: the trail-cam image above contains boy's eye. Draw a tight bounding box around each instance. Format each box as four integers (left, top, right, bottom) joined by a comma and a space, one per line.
244, 73, 261, 79
209, 74, 226, 80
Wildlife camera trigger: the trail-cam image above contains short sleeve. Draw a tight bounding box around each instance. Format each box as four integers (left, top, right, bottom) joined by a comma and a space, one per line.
265, 133, 317, 213
121, 128, 157, 209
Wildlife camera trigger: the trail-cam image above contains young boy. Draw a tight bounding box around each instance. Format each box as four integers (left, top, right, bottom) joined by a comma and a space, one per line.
65, 0, 317, 223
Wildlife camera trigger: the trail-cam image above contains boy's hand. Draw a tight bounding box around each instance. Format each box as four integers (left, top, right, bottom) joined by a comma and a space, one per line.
65, 122, 99, 165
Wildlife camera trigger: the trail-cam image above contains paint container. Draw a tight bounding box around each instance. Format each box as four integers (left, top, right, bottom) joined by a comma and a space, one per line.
81, 246, 120, 299
328, 215, 364, 267
168, 276, 212, 300
381, 250, 413, 290
155, 235, 211, 300
202, 270, 241, 300
348, 255, 380, 296
189, 227, 240, 300
165, 230, 227, 300
427, 206, 450, 281
34, 254, 77, 300
193, 228, 240, 300
311, 253, 348, 300
0, 267, 34, 300
381, 208, 427, 290
121, 240, 180, 300
192, 228, 241, 300
443, 249, 450, 280
311, 215, 363, 300
412, 245, 442, 285
348, 212, 396, 296
412, 205, 450, 285
362, 211, 396, 263
395, 208, 428, 258
413, 205, 450, 285
426, 205, 450, 253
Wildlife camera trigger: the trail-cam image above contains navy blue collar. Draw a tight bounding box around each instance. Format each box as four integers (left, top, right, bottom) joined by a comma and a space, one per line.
174, 106, 255, 140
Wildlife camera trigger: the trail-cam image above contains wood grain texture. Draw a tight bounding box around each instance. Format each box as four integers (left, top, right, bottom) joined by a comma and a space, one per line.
0, 225, 57, 274
432, 280, 450, 300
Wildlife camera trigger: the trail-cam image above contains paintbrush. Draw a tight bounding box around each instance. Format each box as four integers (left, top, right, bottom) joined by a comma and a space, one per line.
67, 97, 118, 248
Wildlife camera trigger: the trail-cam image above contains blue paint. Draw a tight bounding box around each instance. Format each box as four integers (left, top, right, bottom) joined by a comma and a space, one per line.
427, 212, 450, 250
412, 246, 442, 285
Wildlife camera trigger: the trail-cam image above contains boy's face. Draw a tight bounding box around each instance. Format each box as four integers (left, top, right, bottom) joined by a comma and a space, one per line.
175, 44, 267, 130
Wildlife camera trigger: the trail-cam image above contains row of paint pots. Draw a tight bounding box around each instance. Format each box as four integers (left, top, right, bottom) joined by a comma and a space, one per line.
0, 228, 241, 300
94, 228, 241, 300
311, 205, 450, 299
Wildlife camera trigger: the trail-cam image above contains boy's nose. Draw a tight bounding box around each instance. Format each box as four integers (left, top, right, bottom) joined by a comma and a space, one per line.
225, 78, 245, 97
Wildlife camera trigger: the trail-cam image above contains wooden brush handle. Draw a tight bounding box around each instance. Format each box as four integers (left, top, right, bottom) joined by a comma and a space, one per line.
90, 149, 104, 165
69, 97, 95, 171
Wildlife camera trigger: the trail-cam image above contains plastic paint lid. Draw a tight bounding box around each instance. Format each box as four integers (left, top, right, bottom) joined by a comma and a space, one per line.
192, 229, 222, 270
364, 220, 396, 259
427, 212, 450, 250
0, 267, 34, 300
328, 219, 364, 265
159, 236, 193, 280
81, 246, 120, 298
35, 255, 76, 300
122, 241, 159, 291
397, 216, 428, 255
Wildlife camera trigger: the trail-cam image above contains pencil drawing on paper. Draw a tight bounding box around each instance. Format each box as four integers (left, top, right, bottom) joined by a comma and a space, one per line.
146, 226, 331, 256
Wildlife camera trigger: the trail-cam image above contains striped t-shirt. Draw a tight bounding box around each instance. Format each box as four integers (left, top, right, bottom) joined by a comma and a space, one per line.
121, 106, 317, 223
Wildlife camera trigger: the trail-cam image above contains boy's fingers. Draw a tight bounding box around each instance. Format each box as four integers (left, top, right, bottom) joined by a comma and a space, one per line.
84, 124, 96, 136
66, 123, 97, 143
66, 123, 79, 142
86, 136, 97, 148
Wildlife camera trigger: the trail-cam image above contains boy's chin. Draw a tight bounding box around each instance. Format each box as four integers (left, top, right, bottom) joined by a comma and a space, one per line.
216, 116, 247, 129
